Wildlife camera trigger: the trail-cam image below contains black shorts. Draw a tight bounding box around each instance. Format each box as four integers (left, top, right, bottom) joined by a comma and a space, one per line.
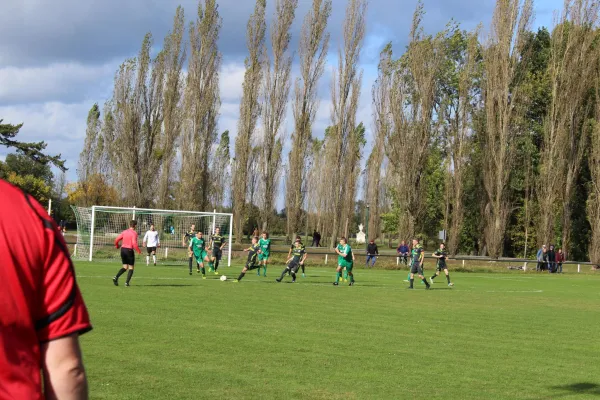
147, 247, 157, 255
212, 248, 223, 260
288, 260, 300, 273
436, 262, 447, 271
121, 248, 135, 266
245, 261, 260, 270
410, 262, 423, 275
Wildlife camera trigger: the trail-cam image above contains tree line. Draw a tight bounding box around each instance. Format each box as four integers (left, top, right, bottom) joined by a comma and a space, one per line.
34, 0, 600, 262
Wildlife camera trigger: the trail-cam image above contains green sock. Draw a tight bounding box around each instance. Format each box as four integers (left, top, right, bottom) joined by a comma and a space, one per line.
343, 270, 348, 280
407, 272, 411, 281
263, 266, 267, 276
208, 261, 214, 271
335, 271, 341, 283
201, 267, 205, 276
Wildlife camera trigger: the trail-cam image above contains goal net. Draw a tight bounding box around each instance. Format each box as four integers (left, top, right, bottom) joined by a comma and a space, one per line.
71, 206, 233, 266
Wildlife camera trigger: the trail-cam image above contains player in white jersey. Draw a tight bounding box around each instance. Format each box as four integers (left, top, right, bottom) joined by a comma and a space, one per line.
142, 224, 160, 266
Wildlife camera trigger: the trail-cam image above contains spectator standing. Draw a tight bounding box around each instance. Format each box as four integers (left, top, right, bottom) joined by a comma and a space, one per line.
311, 230, 318, 247
366, 239, 379, 268
547, 245, 556, 273
315, 231, 321, 247
556, 249, 565, 273
0, 179, 92, 399
536, 245, 547, 271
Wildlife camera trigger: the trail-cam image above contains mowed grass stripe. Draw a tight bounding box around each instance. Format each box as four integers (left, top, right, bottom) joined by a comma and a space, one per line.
76, 261, 600, 399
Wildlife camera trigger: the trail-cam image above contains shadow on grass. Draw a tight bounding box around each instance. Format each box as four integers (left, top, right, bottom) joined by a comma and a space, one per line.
136, 284, 194, 287
550, 383, 600, 397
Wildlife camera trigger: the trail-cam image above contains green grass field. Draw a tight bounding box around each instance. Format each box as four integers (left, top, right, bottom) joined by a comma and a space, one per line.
76, 260, 600, 399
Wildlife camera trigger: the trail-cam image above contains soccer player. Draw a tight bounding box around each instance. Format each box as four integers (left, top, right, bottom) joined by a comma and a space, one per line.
189, 231, 209, 278
235, 236, 262, 282
258, 231, 271, 276
408, 238, 430, 289
183, 224, 197, 272
0, 179, 92, 399
286, 235, 307, 277
429, 243, 453, 286
143, 223, 160, 266
333, 237, 355, 286
209, 227, 226, 274
276, 238, 308, 283
113, 220, 142, 287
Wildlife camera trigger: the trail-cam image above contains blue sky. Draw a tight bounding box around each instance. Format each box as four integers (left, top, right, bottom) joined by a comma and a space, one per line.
0, 0, 562, 192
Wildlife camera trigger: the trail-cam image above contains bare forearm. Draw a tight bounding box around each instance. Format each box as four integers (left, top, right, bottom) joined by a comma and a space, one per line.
42, 334, 89, 400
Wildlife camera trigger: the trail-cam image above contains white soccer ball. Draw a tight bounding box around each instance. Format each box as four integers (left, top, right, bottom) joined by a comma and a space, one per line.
220, 275, 227, 281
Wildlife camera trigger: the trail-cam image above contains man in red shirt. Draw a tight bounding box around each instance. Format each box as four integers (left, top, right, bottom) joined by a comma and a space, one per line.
0, 179, 91, 399
113, 220, 142, 287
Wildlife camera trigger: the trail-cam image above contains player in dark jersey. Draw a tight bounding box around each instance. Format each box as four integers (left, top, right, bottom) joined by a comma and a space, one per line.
234, 236, 262, 282
408, 238, 430, 290
430, 243, 453, 286
276, 238, 308, 283
209, 227, 226, 274
183, 224, 197, 273
286, 235, 307, 277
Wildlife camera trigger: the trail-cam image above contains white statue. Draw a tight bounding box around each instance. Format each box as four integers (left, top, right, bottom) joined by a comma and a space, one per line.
356, 224, 366, 244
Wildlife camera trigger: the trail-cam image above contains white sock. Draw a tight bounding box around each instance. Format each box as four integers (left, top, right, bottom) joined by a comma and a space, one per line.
153, 255, 156, 264
146, 256, 149, 265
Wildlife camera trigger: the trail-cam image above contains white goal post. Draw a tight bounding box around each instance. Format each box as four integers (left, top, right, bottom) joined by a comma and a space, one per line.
71, 205, 233, 266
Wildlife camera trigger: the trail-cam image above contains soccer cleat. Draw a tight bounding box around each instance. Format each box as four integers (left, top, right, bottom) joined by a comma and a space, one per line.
233, 279, 239, 283
407, 287, 414, 289
333, 282, 339, 286
202, 276, 207, 280
276, 278, 282, 282
257, 271, 261, 276
425, 285, 431, 290
214, 271, 219, 275
302, 273, 305, 278
112, 277, 118, 286
349, 281, 354, 286
429, 277, 434, 285
189, 272, 192, 275
291, 280, 296, 283
197, 269, 201, 273
125, 282, 130, 287
154, 262, 157, 266
448, 282, 454, 287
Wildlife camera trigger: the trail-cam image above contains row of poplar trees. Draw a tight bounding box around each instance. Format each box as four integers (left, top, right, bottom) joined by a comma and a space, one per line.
77, 0, 600, 262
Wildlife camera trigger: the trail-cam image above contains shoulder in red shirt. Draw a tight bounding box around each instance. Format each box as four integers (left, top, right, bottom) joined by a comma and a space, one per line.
0, 180, 92, 399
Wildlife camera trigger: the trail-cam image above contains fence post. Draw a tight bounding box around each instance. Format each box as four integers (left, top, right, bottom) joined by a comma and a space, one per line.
397, 257, 399, 265
325, 254, 328, 264
165, 247, 169, 260
462, 260, 465, 268
523, 262, 527, 271
74, 244, 77, 257
578, 264, 581, 273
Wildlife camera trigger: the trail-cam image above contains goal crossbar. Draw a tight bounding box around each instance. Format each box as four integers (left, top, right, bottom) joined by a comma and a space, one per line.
74, 205, 233, 267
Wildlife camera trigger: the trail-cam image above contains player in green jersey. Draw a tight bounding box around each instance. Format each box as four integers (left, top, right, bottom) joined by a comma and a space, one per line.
276, 238, 307, 283
333, 237, 355, 286
408, 238, 430, 289
234, 237, 262, 282
188, 231, 209, 278
257, 231, 271, 277
429, 243, 453, 286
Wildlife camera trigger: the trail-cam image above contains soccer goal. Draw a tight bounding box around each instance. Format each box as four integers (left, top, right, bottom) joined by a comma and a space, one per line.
71, 206, 233, 266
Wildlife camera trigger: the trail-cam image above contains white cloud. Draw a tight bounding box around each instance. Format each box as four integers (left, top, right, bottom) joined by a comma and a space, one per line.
0, 62, 117, 105
0, 101, 90, 179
